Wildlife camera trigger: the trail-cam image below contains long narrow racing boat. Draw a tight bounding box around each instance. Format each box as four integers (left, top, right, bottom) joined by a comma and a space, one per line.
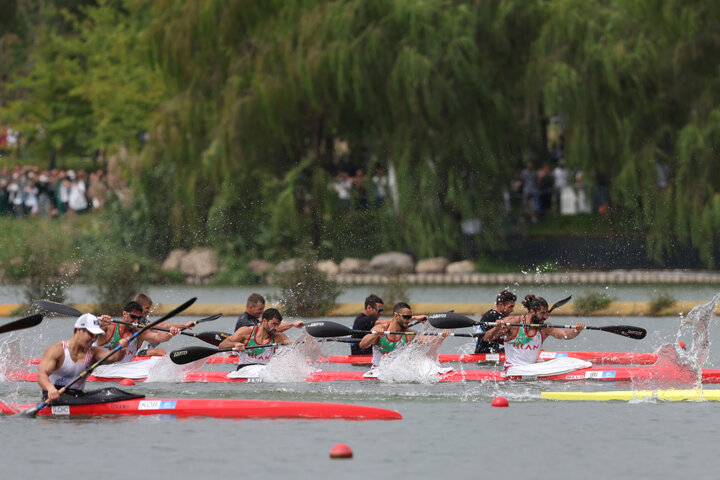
9, 365, 718, 384
0, 397, 402, 420
315, 350, 660, 365
541, 390, 720, 402
22, 350, 663, 366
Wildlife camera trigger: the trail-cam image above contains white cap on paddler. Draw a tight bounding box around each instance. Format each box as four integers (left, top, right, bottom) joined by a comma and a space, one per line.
75, 313, 104, 335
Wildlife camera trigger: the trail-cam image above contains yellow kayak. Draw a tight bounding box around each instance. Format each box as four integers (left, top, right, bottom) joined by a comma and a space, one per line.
541, 389, 720, 402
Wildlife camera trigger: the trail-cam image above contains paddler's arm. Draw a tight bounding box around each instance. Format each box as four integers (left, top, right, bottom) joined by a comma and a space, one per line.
278, 320, 304, 333
218, 327, 251, 350
93, 338, 130, 364
37, 343, 63, 402
545, 322, 585, 340
139, 326, 181, 345
483, 319, 511, 343
358, 325, 386, 349
415, 329, 450, 344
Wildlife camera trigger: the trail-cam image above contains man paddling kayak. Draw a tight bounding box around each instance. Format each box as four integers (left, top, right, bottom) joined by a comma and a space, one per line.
37, 314, 129, 403
133, 293, 195, 356
482, 294, 585, 373
220, 308, 290, 373
235, 293, 304, 332
358, 302, 450, 373
96, 301, 184, 362
474, 290, 516, 354
350, 294, 384, 356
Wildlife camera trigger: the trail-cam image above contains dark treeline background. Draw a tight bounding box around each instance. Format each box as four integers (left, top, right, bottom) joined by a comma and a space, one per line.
3, 0, 720, 268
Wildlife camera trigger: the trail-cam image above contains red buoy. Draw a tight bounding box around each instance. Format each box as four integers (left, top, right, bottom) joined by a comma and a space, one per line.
119, 378, 135, 386
330, 443, 353, 459
678, 341, 687, 350
491, 396, 509, 407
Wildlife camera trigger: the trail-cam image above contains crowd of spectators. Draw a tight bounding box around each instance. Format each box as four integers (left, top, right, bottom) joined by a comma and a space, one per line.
0, 165, 110, 218
331, 168, 388, 210
506, 160, 596, 222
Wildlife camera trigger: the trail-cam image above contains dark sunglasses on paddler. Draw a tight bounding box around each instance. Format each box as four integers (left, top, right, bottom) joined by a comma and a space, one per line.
127, 313, 143, 321
396, 313, 412, 320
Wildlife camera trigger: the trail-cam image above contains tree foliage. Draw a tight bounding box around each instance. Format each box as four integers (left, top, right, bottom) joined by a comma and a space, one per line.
4, 0, 720, 266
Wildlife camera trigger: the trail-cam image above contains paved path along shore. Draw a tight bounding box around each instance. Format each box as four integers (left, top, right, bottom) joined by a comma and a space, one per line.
0, 300, 715, 317
333, 270, 720, 285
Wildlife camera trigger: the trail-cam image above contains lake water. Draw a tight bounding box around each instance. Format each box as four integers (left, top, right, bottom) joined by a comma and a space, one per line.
3, 283, 720, 304
1, 292, 720, 479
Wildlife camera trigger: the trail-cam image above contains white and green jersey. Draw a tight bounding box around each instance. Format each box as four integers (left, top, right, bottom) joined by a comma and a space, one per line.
371, 332, 408, 367
237, 326, 275, 366
503, 316, 543, 369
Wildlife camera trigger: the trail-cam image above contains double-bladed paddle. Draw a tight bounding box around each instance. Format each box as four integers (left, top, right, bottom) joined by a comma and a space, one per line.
23, 297, 197, 417
33, 299, 226, 345
549, 295, 572, 313
304, 320, 481, 339
0, 314, 44, 334
112, 315, 226, 346
168, 335, 357, 365
33, 300, 82, 317
426, 311, 647, 340
169, 342, 293, 365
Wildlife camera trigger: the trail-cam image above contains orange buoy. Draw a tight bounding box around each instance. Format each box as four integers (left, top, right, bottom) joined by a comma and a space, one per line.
119, 378, 135, 386
330, 443, 353, 459
491, 396, 509, 407
678, 341, 687, 350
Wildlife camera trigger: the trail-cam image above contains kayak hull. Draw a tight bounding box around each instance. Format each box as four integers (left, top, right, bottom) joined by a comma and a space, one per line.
11, 367, 717, 384
24, 350, 663, 366
0, 397, 402, 420
317, 351, 659, 365
541, 390, 720, 402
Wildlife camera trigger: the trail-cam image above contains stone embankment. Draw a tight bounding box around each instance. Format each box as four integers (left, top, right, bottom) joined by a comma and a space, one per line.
162, 248, 720, 285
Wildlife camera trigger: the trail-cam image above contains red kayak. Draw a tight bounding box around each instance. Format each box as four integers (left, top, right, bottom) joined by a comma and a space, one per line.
11, 364, 714, 384
23, 350, 662, 366
0, 397, 402, 420
316, 350, 660, 365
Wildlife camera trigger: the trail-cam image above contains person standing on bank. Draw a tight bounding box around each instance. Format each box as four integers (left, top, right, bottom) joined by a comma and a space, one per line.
234, 293, 304, 332
350, 294, 384, 356
474, 290, 517, 354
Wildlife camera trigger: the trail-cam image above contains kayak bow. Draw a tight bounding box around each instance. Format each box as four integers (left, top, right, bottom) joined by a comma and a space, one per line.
0, 397, 402, 420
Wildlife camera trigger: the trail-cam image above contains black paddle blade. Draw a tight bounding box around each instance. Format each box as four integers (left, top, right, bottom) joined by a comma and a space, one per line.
427, 312, 478, 329
169, 346, 225, 365
549, 295, 572, 313
194, 331, 229, 346
305, 321, 353, 338
33, 300, 83, 317
194, 313, 223, 324
599, 325, 647, 340
0, 314, 43, 334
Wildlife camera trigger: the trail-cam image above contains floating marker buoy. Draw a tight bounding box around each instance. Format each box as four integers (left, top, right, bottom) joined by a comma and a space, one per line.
491, 396, 509, 407
330, 443, 353, 459
119, 378, 135, 386
679, 341, 686, 350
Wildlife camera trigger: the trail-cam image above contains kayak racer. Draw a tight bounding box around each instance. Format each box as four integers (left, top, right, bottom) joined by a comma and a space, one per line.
37, 313, 129, 403
358, 302, 451, 376
482, 294, 585, 373
219, 308, 290, 375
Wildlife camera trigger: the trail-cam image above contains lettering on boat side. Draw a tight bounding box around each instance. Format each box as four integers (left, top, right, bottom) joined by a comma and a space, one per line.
428, 313, 447, 319
245, 378, 263, 383
585, 371, 617, 379
564, 375, 584, 380
539, 352, 568, 359
171, 350, 187, 359
51, 406, 70, 415
138, 400, 177, 410
485, 354, 500, 361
